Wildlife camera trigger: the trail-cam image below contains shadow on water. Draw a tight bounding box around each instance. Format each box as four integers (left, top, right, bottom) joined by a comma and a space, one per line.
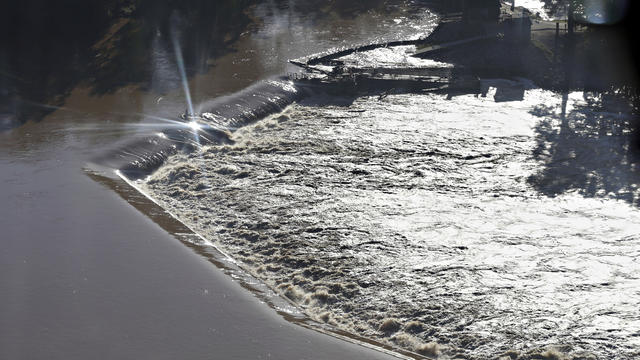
412, 1, 640, 207
527, 92, 640, 207
524, 2, 640, 207
0, 0, 255, 130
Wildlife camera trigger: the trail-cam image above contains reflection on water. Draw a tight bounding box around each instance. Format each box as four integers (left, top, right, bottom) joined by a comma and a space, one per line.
0, 0, 261, 130
2, 1, 640, 359
0, 0, 436, 131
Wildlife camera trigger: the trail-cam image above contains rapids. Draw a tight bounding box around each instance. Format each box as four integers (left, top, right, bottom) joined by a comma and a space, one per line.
139, 84, 640, 359
113, 1, 638, 358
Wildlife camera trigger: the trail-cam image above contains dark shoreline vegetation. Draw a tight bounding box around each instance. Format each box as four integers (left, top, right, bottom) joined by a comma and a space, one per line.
0, 0, 258, 126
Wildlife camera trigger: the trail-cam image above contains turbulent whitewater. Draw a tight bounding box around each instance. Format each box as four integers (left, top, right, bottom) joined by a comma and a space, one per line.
138, 84, 640, 359
118, 1, 640, 358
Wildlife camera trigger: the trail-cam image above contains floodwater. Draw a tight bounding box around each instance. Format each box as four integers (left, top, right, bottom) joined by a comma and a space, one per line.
2, 0, 639, 359
140, 83, 640, 359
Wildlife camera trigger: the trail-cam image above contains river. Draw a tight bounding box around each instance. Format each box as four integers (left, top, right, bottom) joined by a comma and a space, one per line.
2, 1, 639, 359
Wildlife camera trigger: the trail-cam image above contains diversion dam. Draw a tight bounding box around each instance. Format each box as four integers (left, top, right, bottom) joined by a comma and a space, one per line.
92, 3, 640, 360
94, 78, 304, 179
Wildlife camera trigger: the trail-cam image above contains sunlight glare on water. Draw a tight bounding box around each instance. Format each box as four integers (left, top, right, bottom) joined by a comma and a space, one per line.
188, 121, 202, 131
